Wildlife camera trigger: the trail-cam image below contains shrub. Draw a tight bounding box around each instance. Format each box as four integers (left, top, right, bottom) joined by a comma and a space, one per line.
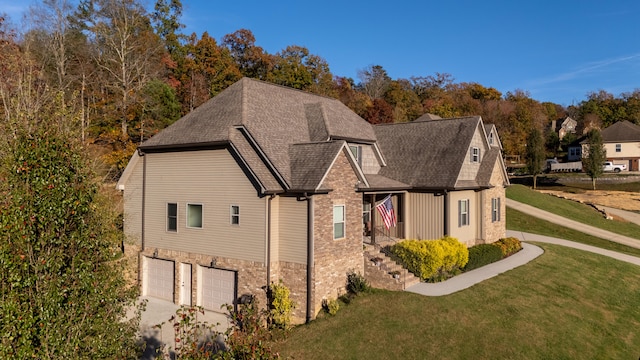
493, 237, 523, 257
268, 281, 295, 330
464, 244, 505, 271
346, 270, 370, 295
322, 299, 340, 316
390, 236, 468, 282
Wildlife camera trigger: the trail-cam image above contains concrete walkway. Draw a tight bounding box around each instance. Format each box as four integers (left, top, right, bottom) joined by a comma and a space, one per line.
596, 205, 640, 225
506, 198, 640, 249
405, 242, 544, 296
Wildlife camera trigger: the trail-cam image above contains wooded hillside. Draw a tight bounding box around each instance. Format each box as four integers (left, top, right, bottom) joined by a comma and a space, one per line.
2, 0, 640, 179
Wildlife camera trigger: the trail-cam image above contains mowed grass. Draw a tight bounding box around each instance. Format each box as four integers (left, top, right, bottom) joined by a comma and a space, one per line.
507, 207, 640, 257
507, 184, 640, 240
273, 244, 640, 359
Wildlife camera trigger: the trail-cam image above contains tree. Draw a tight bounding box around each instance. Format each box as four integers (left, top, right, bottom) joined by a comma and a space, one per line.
0, 128, 141, 358
358, 64, 390, 100
545, 130, 560, 157
222, 28, 272, 80
525, 128, 546, 189
583, 128, 606, 190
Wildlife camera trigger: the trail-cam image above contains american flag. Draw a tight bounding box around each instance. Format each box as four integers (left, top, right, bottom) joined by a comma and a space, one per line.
375, 195, 396, 230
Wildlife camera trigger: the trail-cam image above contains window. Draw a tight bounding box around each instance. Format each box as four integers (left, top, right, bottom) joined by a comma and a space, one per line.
488, 132, 494, 145
616, 144, 621, 153
187, 204, 203, 228
470, 147, 480, 163
230, 205, 240, 225
458, 199, 469, 227
491, 198, 501, 222
349, 145, 362, 167
167, 203, 177, 232
333, 205, 345, 239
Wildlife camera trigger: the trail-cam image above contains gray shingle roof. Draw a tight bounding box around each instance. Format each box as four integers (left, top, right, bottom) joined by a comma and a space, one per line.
600, 120, 640, 142
374, 116, 482, 189
289, 141, 347, 191
140, 78, 377, 191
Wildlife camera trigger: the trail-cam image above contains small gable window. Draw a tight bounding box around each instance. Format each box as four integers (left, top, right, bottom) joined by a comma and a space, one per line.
333, 205, 345, 239
167, 203, 177, 232
230, 205, 240, 225
488, 132, 494, 145
616, 144, 621, 153
458, 199, 470, 227
187, 203, 203, 228
349, 145, 362, 167
470, 147, 480, 163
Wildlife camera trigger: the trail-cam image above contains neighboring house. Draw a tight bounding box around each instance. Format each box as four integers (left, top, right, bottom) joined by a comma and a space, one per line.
566, 136, 584, 162
551, 116, 577, 141
581, 121, 640, 171
117, 78, 509, 323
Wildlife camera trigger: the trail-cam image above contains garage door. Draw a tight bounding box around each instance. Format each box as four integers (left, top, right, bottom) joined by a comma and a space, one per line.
145, 257, 175, 302
199, 267, 236, 312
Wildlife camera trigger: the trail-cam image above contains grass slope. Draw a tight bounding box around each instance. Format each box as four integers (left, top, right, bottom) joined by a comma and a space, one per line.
507, 184, 640, 240
274, 244, 640, 359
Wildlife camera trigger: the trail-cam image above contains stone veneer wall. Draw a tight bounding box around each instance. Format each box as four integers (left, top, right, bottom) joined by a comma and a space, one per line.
140, 247, 268, 312
271, 261, 308, 324
481, 161, 507, 244
311, 149, 364, 318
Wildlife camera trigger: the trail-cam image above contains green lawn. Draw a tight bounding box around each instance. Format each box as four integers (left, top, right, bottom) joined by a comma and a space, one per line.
274, 244, 640, 359
507, 207, 640, 257
507, 184, 640, 241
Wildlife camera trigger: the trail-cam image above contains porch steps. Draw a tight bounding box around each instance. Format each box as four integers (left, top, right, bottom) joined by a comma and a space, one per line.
363, 247, 421, 291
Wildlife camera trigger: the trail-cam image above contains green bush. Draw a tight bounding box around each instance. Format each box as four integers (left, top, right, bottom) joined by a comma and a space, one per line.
268, 281, 295, 330
464, 244, 505, 271
390, 236, 469, 282
493, 237, 523, 257
322, 299, 340, 316
346, 270, 370, 295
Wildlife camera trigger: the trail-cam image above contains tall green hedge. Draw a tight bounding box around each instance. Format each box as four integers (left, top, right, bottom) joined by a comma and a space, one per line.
390, 236, 469, 282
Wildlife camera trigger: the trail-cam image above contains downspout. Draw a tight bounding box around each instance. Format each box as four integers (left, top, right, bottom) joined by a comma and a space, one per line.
305, 193, 314, 324
139, 150, 147, 287
266, 194, 275, 288
443, 190, 449, 236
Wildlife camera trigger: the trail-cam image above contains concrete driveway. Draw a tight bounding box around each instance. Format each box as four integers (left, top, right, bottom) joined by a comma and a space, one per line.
136, 296, 231, 359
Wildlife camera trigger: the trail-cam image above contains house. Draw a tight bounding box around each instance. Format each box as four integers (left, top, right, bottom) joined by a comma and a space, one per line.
551, 116, 577, 141
580, 121, 640, 171
117, 78, 509, 323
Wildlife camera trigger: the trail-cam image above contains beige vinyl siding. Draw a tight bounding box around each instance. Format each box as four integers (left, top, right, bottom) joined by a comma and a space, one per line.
604, 142, 640, 158
277, 196, 307, 264
123, 157, 143, 246
406, 192, 444, 240
144, 149, 266, 262
449, 190, 477, 244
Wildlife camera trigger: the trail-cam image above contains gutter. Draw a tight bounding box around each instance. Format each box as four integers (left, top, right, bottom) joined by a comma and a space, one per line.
139, 151, 147, 287
266, 195, 275, 288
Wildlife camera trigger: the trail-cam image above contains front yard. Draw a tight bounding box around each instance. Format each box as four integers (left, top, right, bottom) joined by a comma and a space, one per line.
272, 243, 640, 359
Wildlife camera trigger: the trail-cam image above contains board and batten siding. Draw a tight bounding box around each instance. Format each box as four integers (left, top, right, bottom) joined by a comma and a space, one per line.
123, 156, 143, 246
406, 192, 444, 240
144, 149, 266, 263
276, 196, 307, 264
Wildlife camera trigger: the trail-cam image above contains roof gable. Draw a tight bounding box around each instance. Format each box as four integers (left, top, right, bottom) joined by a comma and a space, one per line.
374, 116, 483, 189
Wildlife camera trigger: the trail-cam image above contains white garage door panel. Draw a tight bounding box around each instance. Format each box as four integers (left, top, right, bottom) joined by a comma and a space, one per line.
146, 258, 174, 302
200, 267, 235, 311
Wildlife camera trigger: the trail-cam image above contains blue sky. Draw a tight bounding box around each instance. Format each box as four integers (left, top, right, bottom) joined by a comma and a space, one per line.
2, 0, 639, 106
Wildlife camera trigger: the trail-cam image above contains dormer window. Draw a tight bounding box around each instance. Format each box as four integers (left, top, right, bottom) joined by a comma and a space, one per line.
470, 147, 480, 163
488, 132, 494, 145
349, 145, 362, 167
